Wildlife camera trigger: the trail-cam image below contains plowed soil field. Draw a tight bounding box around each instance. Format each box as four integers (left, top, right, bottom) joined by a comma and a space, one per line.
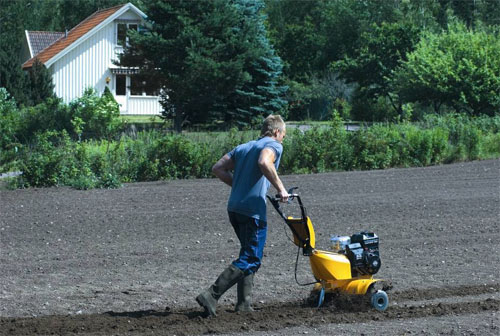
1, 159, 499, 336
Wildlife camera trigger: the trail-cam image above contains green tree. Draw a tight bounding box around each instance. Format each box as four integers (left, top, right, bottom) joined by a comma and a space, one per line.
266, 0, 362, 82
439, 0, 476, 28
223, 0, 287, 126
393, 23, 500, 116
0, 48, 30, 106
0, 0, 31, 105
475, 0, 500, 27
265, 0, 406, 121
266, 0, 327, 81
265, 0, 367, 121
332, 21, 421, 117
17, 97, 72, 143
120, 0, 285, 132
1, 53, 56, 108
266, 0, 404, 82
26, 59, 56, 106
70, 88, 122, 140
437, 0, 500, 29
0, 88, 21, 150
429, 0, 500, 30
396, 0, 442, 31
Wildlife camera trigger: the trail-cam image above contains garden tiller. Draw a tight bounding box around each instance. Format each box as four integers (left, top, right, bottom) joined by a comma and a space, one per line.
267, 188, 391, 311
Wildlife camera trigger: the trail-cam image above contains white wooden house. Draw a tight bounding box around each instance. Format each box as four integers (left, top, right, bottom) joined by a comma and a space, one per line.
21, 3, 161, 115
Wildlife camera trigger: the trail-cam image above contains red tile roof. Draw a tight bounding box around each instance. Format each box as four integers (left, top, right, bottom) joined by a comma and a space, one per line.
22, 4, 125, 69
27, 31, 65, 56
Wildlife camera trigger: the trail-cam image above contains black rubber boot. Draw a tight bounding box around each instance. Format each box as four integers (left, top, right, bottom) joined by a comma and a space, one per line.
235, 273, 254, 312
196, 264, 244, 317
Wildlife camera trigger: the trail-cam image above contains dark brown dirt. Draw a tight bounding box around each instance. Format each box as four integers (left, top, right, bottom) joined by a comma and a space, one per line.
1, 159, 499, 335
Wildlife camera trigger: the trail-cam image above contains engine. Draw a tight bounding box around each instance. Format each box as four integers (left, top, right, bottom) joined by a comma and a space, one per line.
345, 232, 381, 276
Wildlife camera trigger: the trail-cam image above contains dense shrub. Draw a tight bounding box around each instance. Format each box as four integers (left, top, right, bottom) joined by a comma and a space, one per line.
151, 136, 211, 180
69, 88, 122, 140
353, 126, 396, 169
111, 133, 159, 182
280, 113, 495, 174
0, 88, 20, 149
281, 112, 353, 173
393, 23, 500, 116
14, 131, 121, 189
480, 132, 500, 159
4, 88, 123, 146
16, 131, 77, 187
0, 89, 22, 170
8, 114, 500, 189
17, 97, 73, 143
420, 113, 488, 162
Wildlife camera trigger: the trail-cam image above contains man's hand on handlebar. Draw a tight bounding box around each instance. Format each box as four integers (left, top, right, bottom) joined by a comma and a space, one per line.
277, 189, 289, 203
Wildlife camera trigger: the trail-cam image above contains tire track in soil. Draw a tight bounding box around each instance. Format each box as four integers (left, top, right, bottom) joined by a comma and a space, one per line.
1, 284, 498, 336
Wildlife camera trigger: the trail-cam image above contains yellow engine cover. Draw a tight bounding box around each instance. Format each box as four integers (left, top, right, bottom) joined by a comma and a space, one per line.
312, 276, 377, 295
309, 249, 352, 280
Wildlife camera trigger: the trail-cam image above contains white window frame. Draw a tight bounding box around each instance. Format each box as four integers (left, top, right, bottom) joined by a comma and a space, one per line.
129, 75, 159, 97
115, 21, 139, 48
114, 74, 158, 98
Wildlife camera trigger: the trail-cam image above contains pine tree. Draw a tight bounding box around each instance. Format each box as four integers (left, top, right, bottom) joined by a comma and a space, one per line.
26, 59, 55, 106
0, 0, 30, 106
0, 48, 30, 106
119, 0, 286, 131
224, 0, 287, 127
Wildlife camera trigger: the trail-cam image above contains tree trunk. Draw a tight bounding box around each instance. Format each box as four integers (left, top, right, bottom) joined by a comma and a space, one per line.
174, 107, 183, 133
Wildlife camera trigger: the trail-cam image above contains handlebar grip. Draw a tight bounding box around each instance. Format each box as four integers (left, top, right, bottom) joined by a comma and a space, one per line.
273, 187, 299, 201
274, 193, 299, 200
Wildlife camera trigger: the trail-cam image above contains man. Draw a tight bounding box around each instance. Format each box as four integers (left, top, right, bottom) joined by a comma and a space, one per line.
196, 114, 289, 317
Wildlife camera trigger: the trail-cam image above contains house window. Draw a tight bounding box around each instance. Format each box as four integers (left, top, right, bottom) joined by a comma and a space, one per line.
130, 75, 143, 96
130, 75, 159, 97
117, 23, 138, 46
116, 75, 126, 95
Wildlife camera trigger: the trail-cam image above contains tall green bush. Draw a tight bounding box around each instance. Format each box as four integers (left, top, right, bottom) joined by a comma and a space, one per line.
0, 88, 20, 150
351, 125, 397, 170
26, 59, 56, 106
69, 88, 122, 140
17, 131, 77, 187
11, 88, 123, 145
15, 131, 122, 189
9, 114, 500, 189
110, 133, 159, 182
393, 23, 500, 116
17, 97, 72, 143
0, 88, 22, 171
151, 136, 212, 180
421, 113, 483, 161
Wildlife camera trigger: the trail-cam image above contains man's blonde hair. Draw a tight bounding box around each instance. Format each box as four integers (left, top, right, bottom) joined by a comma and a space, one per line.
260, 114, 285, 137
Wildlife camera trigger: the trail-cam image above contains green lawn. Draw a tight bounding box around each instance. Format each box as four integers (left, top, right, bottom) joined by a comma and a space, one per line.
119, 115, 164, 124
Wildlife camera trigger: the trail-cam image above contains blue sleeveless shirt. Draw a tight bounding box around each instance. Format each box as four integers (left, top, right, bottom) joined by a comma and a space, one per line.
227, 136, 283, 222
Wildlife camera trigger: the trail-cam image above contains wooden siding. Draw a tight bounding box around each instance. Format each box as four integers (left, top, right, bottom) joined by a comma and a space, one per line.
127, 96, 162, 115
41, 6, 160, 115
51, 23, 115, 103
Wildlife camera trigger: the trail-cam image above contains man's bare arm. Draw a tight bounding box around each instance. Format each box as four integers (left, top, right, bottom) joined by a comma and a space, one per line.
212, 154, 235, 187
258, 148, 288, 202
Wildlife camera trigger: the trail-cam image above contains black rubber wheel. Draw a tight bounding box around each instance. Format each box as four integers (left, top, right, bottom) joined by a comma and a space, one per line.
370, 290, 389, 311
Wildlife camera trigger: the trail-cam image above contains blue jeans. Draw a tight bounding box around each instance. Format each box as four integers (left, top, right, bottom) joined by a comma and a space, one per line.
228, 211, 267, 275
